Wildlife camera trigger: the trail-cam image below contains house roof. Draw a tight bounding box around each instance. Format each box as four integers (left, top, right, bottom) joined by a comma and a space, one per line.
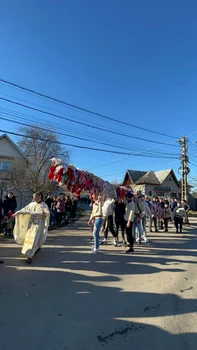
155, 169, 180, 187
154, 169, 172, 183
127, 170, 147, 183
135, 171, 160, 185
124, 168, 180, 186
0, 134, 27, 160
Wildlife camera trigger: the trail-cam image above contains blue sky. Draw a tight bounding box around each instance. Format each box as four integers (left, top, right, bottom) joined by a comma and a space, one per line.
0, 0, 197, 184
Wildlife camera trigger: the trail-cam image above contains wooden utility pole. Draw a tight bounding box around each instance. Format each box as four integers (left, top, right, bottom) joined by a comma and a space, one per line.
179, 137, 190, 201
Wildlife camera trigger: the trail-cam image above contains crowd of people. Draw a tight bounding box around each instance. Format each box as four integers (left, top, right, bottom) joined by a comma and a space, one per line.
88, 193, 190, 254
45, 192, 78, 227
0, 191, 78, 265
0, 192, 17, 237
0, 190, 191, 264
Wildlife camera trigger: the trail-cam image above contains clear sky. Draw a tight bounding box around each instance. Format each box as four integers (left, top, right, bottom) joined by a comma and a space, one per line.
0, 0, 197, 184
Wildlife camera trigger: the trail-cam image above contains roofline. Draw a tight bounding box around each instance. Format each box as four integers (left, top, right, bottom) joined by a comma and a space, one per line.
124, 169, 180, 186
0, 134, 28, 161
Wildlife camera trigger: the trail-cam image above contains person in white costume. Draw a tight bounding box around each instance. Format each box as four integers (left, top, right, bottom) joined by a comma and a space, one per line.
14, 192, 50, 264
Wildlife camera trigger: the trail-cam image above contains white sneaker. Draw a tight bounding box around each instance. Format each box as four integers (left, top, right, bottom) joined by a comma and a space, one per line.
143, 237, 148, 243
114, 240, 118, 247
100, 240, 107, 245
92, 249, 98, 254
136, 237, 139, 242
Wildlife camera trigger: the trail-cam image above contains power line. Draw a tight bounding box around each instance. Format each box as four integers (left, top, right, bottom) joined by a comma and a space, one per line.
0, 107, 179, 156
0, 128, 180, 159
88, 138, 180, 171
0, 96, 180, 147
0, 113, 178, 157
0, 115, 136, 152
0, 78, 178, 139
189, 161, 197, 168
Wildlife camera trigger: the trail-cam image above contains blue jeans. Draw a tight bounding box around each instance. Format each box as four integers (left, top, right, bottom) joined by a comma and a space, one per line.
93, 218, 103, 250
133, 218, 143, 241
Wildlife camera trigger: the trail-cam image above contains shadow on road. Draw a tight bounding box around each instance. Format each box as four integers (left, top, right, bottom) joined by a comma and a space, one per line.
0, 214, 197, 350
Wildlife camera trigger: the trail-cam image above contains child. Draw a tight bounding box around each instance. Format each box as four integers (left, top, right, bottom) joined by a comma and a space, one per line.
163, 203, 173, 232
3, 213, 15, 237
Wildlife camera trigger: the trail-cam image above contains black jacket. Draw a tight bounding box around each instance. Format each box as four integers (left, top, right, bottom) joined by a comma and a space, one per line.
2, 195, 17, 214
45, 197, 53, 209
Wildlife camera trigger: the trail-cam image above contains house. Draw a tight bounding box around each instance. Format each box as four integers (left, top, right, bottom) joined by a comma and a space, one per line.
0, 134, 32, 208
122, 169, 182, 199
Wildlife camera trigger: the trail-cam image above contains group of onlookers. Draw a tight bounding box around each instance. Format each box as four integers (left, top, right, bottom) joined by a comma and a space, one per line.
88, 193, 190, 254
0, 191, 78, 236
0, 192, 17, 237
45, 192, 78, 227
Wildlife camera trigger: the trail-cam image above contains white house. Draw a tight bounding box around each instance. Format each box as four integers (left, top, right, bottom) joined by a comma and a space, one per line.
122, 169, 182, 199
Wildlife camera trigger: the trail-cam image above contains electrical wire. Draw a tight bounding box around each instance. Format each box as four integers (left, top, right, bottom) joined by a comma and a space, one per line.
0, 108, 180, 157
0, 96, 180, 147
0, 128, 180, 159
0, 78, 178, 139
189, 161, 197, 168
0, 107, 172, 154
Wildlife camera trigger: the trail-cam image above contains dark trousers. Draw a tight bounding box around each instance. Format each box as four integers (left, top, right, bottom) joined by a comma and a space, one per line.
104, 215, 117, 239
115, 218, 125, 240
150, 216, 157, 231
174, 216, 183, 231
71, 207, 77, 219
125, 220, 134, 248
164, 218, 170, 231
57, 212, 63, 226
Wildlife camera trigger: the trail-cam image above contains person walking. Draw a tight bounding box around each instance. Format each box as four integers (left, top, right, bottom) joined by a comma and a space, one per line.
173, 202, 187, 233
150, 197, 159, 232
65, 195, 72, 221
14, 192, 50, 264
88, 193, 103, 254
100, 198, 118, 247
163, 202, 173, 232
124, 192, 135, 253
56, 196, 65, 226
181, 199, 190, 224
114, 197, 126, 244
133, 195, 144, 244
45, 192, 54, 225
70, 197, 78, 221
141, 195, 151, 242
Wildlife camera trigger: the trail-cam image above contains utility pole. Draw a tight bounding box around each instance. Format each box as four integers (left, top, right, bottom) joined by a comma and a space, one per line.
178, 136, 190, 201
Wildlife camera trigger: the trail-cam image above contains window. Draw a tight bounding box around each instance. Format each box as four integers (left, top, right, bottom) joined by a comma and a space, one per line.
156, 191, 165, 197
148, 190, 152, 196
171, 192, 177, 198
169, 177, 172, 181
0, 161, 11, 171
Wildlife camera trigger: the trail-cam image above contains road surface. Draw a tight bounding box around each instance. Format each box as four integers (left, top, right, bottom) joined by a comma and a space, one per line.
0, 214, 197, 350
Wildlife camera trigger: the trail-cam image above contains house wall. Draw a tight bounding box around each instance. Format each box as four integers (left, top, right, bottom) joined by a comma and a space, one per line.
0, 137, 23, 158
0, 136, 32, 208
144, 181, 181, 199
161, 177, 181, 198
132, 184, 145, 194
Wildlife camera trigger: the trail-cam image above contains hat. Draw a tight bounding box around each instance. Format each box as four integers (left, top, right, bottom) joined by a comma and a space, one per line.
125, 192, 134, 199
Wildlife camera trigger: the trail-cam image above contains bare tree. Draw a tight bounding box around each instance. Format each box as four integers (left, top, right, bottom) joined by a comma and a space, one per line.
10, 127, 70, 194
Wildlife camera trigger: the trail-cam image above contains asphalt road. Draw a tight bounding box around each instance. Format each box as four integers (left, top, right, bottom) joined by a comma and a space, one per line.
0, 214, 197, 350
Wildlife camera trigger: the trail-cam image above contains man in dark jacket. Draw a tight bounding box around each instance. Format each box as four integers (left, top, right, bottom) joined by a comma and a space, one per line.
2, 192, 17, 215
